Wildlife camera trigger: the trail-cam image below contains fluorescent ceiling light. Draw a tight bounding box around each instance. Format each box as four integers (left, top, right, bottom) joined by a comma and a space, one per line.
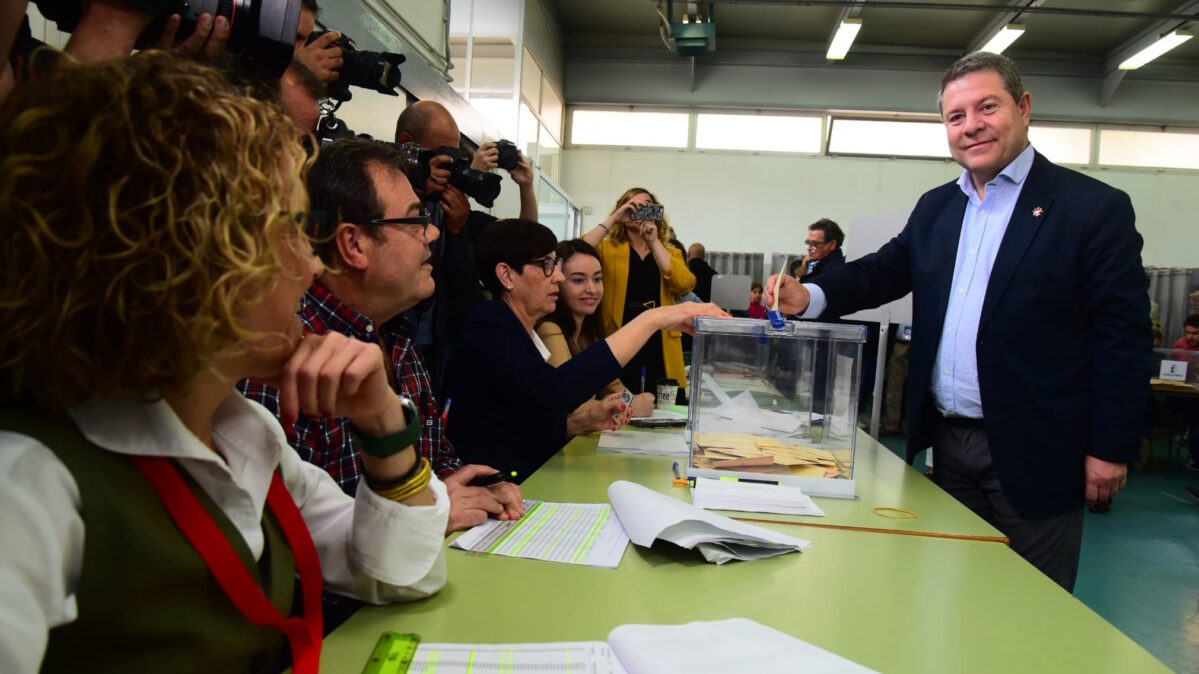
979, 24, 1025, 55
827, 19, 862, 60
1119, 29, 1193, 70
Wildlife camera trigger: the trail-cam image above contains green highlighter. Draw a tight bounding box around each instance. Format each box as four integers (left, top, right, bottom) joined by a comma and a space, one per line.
361, 632, 421, 674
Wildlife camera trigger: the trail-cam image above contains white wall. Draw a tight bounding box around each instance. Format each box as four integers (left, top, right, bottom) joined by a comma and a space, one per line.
561, 147, 1199, 269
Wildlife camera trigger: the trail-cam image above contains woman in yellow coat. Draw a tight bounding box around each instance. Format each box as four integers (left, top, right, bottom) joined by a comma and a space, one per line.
582, 188, 696, 400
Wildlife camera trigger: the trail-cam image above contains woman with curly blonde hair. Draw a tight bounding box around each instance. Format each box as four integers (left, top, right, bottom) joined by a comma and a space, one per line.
0, 53, 448, 674
582, 187, 697, 401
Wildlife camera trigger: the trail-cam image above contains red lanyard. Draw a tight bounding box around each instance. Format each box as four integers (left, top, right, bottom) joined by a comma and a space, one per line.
131, 456, 324, 674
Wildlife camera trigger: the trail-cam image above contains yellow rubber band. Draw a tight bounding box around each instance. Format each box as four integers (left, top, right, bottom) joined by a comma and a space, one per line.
873, 506, 917, 519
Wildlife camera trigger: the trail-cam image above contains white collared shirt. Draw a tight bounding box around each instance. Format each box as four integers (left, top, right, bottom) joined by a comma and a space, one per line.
0, 392, 449, 674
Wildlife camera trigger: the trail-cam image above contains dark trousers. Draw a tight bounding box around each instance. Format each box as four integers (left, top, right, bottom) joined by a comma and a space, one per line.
932, 418, 1085, 592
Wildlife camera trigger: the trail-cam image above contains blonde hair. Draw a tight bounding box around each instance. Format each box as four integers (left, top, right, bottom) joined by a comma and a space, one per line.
606, 187, 671, 245
0, 52, 311, 408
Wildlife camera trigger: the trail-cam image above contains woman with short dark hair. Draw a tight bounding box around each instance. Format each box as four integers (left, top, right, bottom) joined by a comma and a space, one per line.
443, 220, 725, 480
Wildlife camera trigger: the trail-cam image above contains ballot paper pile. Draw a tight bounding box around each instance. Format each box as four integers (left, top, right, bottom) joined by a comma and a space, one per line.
689, 477, 825, 517
608, 480, 811, 564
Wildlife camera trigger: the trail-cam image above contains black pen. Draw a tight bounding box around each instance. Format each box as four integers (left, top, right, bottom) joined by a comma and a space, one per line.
468, 470, 518, 487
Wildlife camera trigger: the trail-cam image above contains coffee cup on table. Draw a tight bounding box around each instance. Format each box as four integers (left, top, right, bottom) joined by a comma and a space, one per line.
655, 378, 679, 408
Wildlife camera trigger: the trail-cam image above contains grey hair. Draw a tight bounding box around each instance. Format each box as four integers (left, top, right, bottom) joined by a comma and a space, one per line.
937, 51, 1026, 115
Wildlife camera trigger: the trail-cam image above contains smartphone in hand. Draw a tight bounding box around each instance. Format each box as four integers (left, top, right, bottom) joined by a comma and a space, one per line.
630, 204, 663, 222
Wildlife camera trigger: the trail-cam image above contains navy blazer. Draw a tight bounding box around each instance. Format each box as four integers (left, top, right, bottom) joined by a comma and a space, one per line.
818, 152, 1152, 518
442, 300, 622, 482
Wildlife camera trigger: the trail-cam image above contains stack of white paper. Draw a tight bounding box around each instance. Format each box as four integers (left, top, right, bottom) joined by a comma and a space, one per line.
690, 477, 825, 517
598, 429, 688, 457
408, 619, 878, 674
608, 618, 879, 674
608, 480, 811, 564
701, 375, 807, 435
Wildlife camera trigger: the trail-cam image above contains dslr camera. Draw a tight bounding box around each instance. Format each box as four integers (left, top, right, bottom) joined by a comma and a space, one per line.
306, 30, 404, 102
495, 139, 522, 172
395, 143, 502, 208
312, 116, 503, 208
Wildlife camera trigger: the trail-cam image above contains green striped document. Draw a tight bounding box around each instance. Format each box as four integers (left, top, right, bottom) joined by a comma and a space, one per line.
450, 500, 629, 569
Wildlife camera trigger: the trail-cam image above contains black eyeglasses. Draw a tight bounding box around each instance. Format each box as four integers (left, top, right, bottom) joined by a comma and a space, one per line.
359, 212, 433, 238
804, 239, 829, 248
525, 255, 563, 277
286, 210, 433, 239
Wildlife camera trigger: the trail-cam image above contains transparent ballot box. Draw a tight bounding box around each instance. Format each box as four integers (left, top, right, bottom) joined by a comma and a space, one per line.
1152, 348, 1199, 390
686, 317, 867, 498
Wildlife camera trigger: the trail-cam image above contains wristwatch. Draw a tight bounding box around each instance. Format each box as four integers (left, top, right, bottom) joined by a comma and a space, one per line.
353, 397, 421, 458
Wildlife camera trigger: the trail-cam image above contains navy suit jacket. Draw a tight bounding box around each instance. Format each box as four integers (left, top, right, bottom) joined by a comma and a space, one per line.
442, 300, 622, 482
818, 152, 1152, 517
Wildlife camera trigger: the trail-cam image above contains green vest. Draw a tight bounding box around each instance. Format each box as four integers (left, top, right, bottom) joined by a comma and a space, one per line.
2, 411, 297, 674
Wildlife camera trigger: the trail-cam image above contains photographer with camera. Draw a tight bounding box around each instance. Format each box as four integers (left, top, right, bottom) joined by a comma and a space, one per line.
394, 100, 538, 390
292, 0, 342, 83
581, 188, 696, 402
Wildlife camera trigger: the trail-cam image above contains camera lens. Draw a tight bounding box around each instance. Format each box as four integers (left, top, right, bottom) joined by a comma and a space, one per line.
450, 169, 502, 209
176, 0, 302, 77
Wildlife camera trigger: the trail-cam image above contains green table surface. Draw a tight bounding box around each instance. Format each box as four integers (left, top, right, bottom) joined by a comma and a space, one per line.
317, 432, 1169, 674
321, 521, 1167, 673
535, 427, 1006, 542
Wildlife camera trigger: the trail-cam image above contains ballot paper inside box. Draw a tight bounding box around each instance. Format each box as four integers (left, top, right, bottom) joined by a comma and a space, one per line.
687, 317, 866, 498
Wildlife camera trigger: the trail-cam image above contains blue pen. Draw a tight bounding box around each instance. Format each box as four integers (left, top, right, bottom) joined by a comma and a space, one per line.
671, 461, 688, 486
640, 366, 646, 393
441, 397, 452, 428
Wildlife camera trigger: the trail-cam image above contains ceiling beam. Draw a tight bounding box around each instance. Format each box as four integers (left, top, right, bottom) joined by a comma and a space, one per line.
966, 0, 1044, 53
1100, 0, 1199, 106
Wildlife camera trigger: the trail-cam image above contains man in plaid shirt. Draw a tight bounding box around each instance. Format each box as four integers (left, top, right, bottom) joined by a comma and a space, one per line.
240, 139, 524, 533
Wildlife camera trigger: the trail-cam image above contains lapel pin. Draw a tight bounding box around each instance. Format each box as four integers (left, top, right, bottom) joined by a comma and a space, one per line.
1032, 206, 1044, 217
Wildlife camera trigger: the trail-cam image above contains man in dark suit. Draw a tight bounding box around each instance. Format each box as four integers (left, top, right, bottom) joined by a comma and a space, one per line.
797, 218, 847, 283
687, 242, 718, 302
767, 52, 1151, 591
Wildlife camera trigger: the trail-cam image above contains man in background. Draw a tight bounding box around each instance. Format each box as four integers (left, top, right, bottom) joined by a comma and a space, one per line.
1171, 314, 1199, 351
687, 242, 718, 303
796, 218, 846, 283
241, 139, 523, 533
394, 101, 538, 390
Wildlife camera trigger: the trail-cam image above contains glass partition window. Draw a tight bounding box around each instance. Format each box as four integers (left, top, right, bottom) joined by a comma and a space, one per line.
517, 102, 540, 164
1028, 126, 1091, 165
828, 119, 949, 158
696, 113, 823, 153
469, 40, 516, 93
468, 96, 517, 140
539, 124, 561, 182
570, 110, 690, 148
541, 83, 565, 144
1099, 128, 1199, 170
520, 47, 542, 112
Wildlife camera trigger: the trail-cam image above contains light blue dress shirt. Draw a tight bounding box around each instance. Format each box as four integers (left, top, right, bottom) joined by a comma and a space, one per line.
931, 144, 1034, 417
803, 144, 1037, 419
